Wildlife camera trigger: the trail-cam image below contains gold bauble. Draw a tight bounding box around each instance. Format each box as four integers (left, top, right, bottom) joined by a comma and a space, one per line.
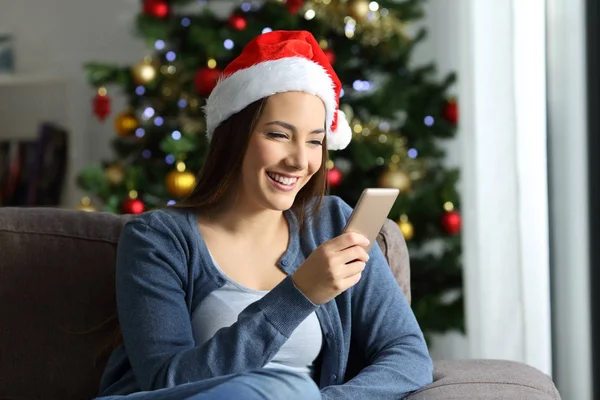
165, 168, 196, 198
114, 111, 139, 137
348, 0, 370, 20
132, 57, 157, 84
115, 111, 140, 136
379, 169, 412, 193
398, 220, 414, 240
105, 163, 125, 185
76, 197, 96, 212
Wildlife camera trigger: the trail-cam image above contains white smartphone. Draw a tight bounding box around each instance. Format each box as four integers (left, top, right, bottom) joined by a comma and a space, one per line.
343, 188, 400, 253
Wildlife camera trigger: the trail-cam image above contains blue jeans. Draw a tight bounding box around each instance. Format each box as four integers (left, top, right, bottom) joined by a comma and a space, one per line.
96, 369, 321, 400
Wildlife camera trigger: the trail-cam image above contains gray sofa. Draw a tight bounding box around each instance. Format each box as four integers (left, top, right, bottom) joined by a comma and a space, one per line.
0, 207, 562, 399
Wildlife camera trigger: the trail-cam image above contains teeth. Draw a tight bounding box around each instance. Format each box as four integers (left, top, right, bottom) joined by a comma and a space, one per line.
268, 172, 298, 186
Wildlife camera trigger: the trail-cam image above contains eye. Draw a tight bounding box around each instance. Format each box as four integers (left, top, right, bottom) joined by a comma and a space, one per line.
309, 140, 323, 146
266, 132, 289, 140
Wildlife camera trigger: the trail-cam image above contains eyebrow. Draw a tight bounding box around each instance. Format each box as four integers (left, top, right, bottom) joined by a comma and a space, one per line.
265, 120, 326, 134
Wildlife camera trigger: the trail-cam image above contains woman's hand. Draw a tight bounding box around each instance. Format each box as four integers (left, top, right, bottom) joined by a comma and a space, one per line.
291, 232, 370, 305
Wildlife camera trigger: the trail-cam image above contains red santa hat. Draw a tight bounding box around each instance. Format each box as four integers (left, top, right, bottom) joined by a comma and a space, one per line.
204, 30, 352, 151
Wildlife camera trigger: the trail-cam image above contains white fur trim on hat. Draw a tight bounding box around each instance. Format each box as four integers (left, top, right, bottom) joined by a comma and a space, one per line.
328, 110, 352, 151
204, 56, 351, 150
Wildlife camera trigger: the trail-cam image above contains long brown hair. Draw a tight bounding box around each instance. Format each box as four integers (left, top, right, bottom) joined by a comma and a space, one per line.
174, 96, 330, 228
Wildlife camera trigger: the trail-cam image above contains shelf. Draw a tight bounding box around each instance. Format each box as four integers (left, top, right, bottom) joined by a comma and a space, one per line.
0, 74, 66, 86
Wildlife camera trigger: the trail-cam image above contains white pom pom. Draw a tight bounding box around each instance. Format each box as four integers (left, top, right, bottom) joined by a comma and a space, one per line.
327, 110, 352, 151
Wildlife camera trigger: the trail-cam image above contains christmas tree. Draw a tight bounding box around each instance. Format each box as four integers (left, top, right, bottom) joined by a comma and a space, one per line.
78, 0, 463, 338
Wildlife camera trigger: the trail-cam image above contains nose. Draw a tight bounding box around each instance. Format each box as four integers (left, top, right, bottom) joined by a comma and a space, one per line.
285, 142, 308, 171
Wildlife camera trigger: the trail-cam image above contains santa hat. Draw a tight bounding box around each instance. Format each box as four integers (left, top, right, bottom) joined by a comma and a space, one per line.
204, 30, 352, 151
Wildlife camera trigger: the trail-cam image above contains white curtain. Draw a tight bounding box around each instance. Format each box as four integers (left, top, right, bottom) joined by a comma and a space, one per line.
546, 0, 593, 399
458, 0, 552, 377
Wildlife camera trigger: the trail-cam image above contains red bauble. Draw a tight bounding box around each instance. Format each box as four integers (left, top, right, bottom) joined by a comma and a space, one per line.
443, 100, 458, 125
441, 211, 461, 234
93, 91, 111, 121
327, 168, 343, 187
121, 197, 145, 215
228, 15, 247, 31
143, 0, 169, 19
324, 49, 336, 65
285, 0, 304, 14
194, 68, 221, 96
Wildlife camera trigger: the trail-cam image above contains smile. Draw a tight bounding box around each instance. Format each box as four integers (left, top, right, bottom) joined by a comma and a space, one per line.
266, 172, 300, 191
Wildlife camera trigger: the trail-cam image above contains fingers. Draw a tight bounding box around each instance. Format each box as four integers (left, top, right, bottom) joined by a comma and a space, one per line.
340, 269, 363, 288
338, 245, 369, 265
329, 231, 370, 251
340, 260, 366, 279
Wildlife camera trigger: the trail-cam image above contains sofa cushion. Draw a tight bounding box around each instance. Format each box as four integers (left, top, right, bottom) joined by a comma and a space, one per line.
407, 359, 561, 400
0, 208, 133, 400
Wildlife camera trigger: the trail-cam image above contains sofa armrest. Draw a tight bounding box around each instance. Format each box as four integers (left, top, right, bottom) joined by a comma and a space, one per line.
377, 219, 412, 304
407, 360, 561, 399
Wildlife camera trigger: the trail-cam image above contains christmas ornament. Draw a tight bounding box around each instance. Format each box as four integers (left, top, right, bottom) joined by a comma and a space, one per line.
327, 167, 343, 187
132, 57, 157, 85
93, 87, 111, 121
285, 0, 304, 15
194, 67, 221, 96
143, 0, 169, 19
76, 196, 96, 212
398, 215, 414, 240
324, 49, 336, 65
121, 192, 145, 215
441, 210, 461, 234
348, 0, 370, 20
228, 15, 247, 31
204, 30, 352, 151
165, 162, 196, 198
378, 168, 411, 193
443, 99, 458, 125
114, 111, 139, 137
105, 163, 125, 185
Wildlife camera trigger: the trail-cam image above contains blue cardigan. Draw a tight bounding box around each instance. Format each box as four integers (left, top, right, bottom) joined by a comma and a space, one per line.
98, 196, 433, 399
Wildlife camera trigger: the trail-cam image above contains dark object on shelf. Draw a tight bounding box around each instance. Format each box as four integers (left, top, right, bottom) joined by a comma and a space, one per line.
0, 123, 68, 207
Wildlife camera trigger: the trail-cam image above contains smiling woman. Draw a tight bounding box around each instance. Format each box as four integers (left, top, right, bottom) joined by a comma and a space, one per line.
95, 30, 432, 400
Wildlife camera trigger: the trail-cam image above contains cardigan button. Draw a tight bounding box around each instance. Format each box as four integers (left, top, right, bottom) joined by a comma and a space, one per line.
331, 374, 337, 383
326, 332, 333, 339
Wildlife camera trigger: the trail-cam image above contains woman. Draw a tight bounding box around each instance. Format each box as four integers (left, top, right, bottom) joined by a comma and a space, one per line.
97, 30, 433, 400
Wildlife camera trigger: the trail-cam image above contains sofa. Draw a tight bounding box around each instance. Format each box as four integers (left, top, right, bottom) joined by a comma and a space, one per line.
0, 207, 562, 399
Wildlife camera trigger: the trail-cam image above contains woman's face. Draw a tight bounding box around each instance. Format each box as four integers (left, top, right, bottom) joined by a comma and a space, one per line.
240, 91, 326, 212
